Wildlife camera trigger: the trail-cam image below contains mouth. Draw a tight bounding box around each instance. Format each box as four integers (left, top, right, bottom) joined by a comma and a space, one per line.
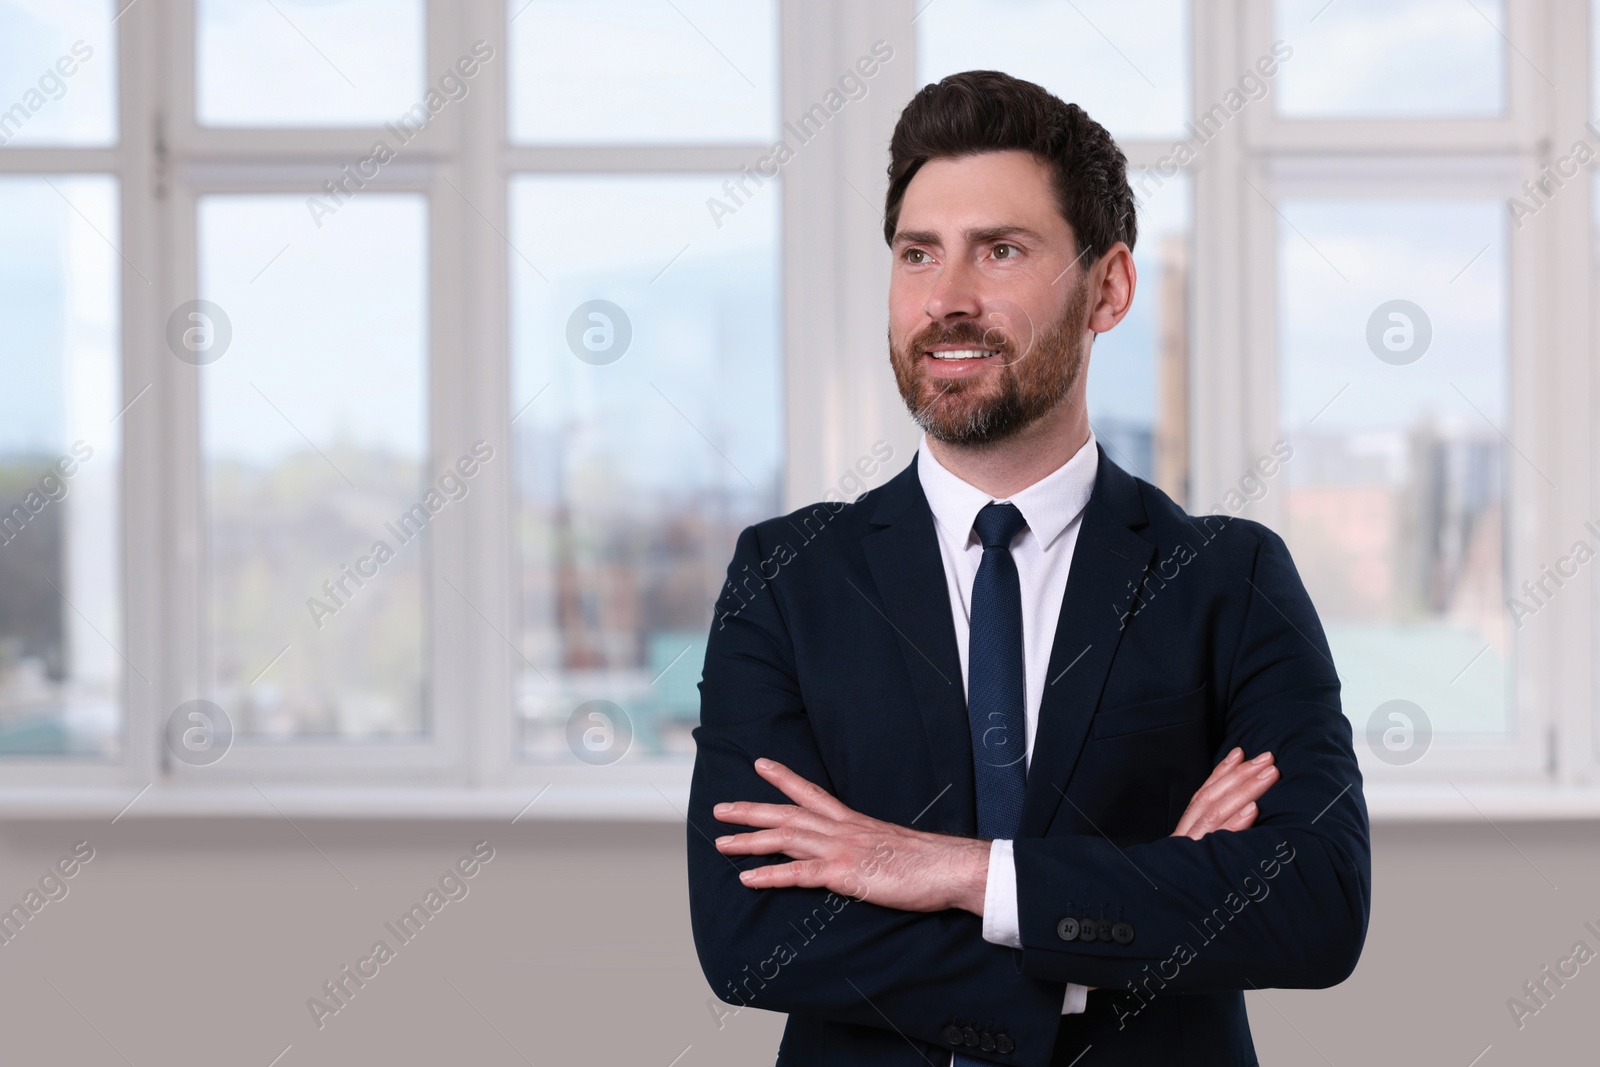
923, 348, 1000, 361
919, 346, 1003, 377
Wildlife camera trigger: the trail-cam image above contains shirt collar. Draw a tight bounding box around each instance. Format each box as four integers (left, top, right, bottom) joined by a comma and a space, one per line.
916, 428, 1099, 552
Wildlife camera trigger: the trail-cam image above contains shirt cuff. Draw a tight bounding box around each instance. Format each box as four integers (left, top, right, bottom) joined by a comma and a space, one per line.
980, 839, 1021, 948
979, 839, 1090, 1015
1062, 982, 1089, 1014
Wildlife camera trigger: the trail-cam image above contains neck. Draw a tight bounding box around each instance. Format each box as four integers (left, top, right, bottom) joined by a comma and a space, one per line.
924, 393, 1090, 498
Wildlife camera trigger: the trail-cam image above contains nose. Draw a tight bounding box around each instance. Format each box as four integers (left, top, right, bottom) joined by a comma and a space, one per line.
923, 255, 981, 323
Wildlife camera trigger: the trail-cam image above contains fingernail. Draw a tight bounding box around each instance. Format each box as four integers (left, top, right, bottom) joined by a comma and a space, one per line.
1227, 747, 1243, 761
714, 803, 732, 814
739, 870, 754, 882
716, 836, 732, 845
1242, 802, 1256, 815
1258, 766, 1276, 779
755, 758, 774, 770
1251, 752, 1272, 764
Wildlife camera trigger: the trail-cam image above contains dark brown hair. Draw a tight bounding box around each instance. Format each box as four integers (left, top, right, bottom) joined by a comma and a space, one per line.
883, 70, 1136, 264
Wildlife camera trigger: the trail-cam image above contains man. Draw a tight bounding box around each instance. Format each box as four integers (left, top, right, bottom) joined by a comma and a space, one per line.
687, 71, 1369, 1066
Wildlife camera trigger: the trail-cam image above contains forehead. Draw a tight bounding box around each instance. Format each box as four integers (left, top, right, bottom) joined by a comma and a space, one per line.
897, 150, 1066, 236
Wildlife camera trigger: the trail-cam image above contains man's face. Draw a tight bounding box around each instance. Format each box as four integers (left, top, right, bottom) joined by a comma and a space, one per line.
887, 150, 1091, 446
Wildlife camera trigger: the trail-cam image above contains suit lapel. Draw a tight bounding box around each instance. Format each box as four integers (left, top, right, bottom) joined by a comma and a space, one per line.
1017, 447, 1154, 838
860, 455, 976, 835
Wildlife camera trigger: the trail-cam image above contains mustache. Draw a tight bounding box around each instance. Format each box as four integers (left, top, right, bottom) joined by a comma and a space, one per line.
907, 306, 1038, 359
909, 320, 1012, 354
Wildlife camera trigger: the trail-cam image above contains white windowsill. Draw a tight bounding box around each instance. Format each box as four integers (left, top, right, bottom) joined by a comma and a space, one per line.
0, 783, 693, 822
2, 779, 1600, 822
1360, 781, 1600, 822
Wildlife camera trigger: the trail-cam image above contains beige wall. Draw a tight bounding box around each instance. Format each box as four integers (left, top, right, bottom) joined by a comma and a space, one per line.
0, 818, 1595, 1065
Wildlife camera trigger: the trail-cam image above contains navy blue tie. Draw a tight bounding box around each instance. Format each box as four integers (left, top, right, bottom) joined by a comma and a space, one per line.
955, 503, 1029, 1067
967, 502, 1030, 840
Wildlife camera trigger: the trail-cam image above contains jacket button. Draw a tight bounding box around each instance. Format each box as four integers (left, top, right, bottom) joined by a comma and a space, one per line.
1056, 917, 1080, 941
1096, 918, 1115, 942
962, 1026, 979, 1047
1078, 917, 1097, 942
942, 1024, 963, 1045
1112, 921, 1135, 945
980, 1032, 996, 1052
996, 1033, 1015, 1054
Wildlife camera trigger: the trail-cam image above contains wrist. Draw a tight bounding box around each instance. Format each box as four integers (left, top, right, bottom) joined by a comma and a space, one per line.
948, 836, 991, 916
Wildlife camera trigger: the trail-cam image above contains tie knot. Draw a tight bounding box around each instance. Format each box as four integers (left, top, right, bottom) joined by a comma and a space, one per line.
973, 502, 1027, 550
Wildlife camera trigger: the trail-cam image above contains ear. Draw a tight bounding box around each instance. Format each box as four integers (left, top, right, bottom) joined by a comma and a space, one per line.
1087, 242, 1136, 334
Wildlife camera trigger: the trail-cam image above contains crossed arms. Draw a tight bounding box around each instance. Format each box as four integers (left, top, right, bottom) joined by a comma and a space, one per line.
686, 523, 1371, 1059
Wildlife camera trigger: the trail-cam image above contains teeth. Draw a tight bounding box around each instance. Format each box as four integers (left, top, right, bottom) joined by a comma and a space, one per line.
928, 349, 997, 360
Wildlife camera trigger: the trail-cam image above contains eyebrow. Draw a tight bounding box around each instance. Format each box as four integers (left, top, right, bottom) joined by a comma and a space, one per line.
891, 224, 1048, 248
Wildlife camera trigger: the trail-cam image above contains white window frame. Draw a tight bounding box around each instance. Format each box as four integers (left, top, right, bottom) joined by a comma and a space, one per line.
2, 0, 1597, 820
1222, 0, 1597, 803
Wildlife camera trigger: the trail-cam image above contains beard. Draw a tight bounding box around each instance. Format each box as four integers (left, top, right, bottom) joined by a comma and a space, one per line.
889, 277, 1090, 447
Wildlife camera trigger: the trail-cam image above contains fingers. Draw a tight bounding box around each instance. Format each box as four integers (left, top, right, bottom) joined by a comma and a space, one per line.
1174, 748, 1251, 837
713, 756, 861, 829
732, 851, 892, 903
1195, 763, 1276, 837
737, 858, 825, 891
1222, 801, 1258, 832
715, 824, 826, 858
1201, 747, 1246, 788
751, 758, 857, 820
1174, 748, 1243, 835
1172, 751, 1279, 840
1192, 772, 1273, 837
1206, 759, 1278, 823
712, 800, 833, 833
1195, 751, 1275, 811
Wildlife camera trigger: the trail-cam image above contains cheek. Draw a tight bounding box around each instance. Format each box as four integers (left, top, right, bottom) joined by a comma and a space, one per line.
887, 290, 925, 341
978, 295, 1041, 354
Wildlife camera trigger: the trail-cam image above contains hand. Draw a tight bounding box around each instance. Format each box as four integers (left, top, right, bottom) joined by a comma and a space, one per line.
1171, 747, 1278, 840
712, 757, 991, 915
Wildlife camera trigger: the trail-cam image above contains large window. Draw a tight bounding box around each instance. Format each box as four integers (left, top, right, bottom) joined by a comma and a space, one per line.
1248, 0, 1561, 781
0, 0, 1594, 810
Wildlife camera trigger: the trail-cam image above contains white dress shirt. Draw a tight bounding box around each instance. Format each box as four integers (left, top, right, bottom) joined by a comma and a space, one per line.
915, 428, 1098, 1032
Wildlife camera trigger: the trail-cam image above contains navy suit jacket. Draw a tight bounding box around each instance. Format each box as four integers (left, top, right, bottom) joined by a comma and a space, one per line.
687, 445, 1371, 1067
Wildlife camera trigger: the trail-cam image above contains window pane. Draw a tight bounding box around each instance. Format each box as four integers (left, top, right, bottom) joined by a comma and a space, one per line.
200, 194, 428, 739
0, 0, 117, 147
916, 0, 1189, 140
509, 0, 778, 144
510, 175, 781, 762
1089, 175, 1192, 504
1277, 198, 1510, 737
1275, 0, 1506, 119
196, 0, 425, 127
0, 176, 120, 757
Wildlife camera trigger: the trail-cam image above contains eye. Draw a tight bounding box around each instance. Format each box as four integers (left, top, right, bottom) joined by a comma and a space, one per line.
902, 248, 929, 264
992, 243, 1018, 260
